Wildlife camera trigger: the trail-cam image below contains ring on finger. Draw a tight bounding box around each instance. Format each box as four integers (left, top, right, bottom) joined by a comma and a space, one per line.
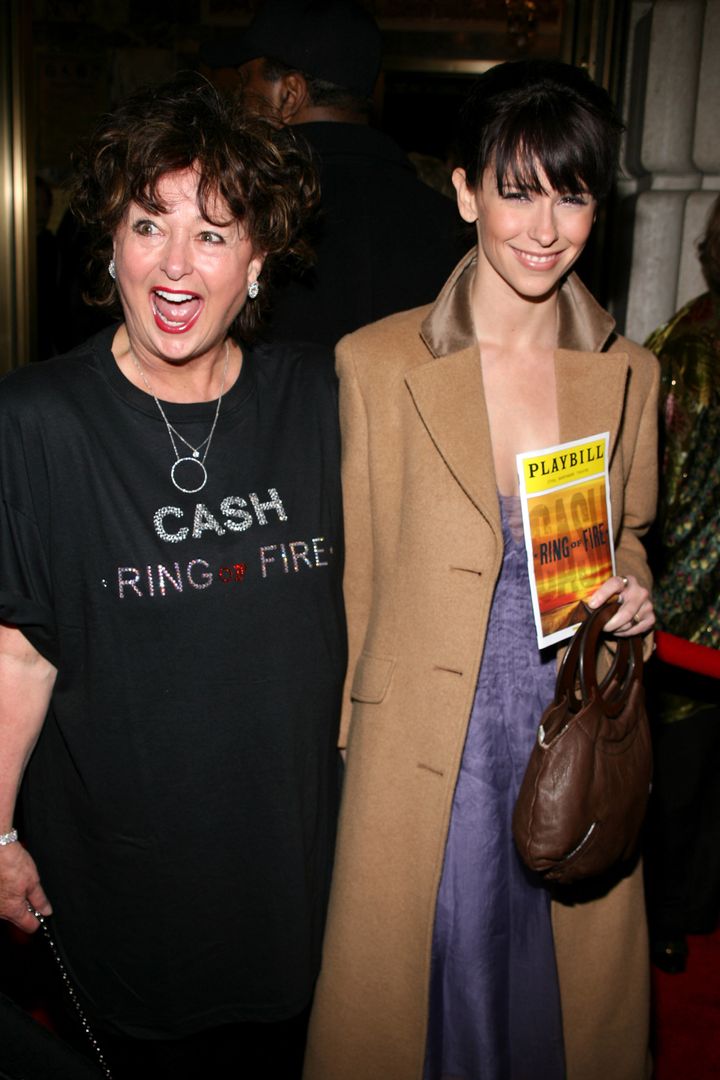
621, 576, 629, 588
632, 612, 641, 625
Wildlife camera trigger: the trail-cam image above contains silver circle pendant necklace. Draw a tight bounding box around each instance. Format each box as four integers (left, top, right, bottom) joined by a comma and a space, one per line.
129, 341, 230, 494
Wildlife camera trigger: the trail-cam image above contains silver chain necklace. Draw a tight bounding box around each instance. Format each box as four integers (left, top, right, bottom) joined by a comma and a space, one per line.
129, 342, 230, 494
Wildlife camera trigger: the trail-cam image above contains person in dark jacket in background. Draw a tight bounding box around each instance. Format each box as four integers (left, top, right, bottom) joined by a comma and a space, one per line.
202, 0, 471, 347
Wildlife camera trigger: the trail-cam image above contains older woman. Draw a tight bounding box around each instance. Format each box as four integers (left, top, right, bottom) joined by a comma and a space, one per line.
0, 76, 344, 1077
304, 61, 658, 1080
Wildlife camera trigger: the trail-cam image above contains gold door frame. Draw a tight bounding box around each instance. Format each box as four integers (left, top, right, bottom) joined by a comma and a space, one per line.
0, 0, 34, 373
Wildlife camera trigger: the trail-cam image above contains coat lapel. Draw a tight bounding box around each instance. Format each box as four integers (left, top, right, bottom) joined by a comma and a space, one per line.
554, 267, 630, 458
406, 252, 630, 523
556, 349, 629, 461
404, 347, 500, 531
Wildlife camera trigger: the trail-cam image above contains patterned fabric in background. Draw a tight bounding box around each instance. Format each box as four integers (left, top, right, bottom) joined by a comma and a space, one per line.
645, 292, 720, 653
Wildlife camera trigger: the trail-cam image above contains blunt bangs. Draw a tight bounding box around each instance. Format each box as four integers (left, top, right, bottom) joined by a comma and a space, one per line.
492, 103, 610, 199
457, 61, 623, 203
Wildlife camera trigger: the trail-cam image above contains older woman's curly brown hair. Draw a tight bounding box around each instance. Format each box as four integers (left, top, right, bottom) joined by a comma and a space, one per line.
71, 73, 319, 338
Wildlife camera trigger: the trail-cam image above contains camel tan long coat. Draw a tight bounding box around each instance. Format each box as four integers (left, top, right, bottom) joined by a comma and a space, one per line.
305, 253, 659, 1080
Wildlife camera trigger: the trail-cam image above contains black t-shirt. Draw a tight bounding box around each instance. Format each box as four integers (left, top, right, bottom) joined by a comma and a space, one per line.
0, 326, 346, 1037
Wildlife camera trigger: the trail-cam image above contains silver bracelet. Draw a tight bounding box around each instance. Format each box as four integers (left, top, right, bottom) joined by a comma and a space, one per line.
0, 827, 18, 845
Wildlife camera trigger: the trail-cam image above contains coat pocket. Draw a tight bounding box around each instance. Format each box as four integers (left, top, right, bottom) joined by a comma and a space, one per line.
350, 651, 395, 704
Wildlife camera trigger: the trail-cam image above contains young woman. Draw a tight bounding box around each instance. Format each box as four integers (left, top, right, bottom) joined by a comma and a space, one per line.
304, 60, 658, 1080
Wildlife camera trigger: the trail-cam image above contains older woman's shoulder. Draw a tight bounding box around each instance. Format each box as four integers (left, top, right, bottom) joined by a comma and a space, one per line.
250, 338, 337, 391
0, 337, 99, 409
252, 337, 333, 365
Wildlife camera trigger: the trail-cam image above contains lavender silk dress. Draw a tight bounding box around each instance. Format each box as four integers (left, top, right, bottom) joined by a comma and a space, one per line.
424, 495, 566, 1080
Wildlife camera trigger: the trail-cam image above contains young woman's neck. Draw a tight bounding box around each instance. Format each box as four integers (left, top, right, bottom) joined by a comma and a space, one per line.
469, 266, 560, 356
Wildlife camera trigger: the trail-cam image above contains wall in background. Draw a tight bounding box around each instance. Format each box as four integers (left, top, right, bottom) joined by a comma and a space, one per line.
612, 0, 719, 343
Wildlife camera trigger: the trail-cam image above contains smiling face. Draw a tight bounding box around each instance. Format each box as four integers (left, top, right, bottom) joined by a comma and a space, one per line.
453, 162, 597, 303
112, 167, 263, 366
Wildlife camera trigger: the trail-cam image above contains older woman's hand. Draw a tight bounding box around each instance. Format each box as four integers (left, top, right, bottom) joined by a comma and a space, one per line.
586, 573, 654, 636
0, 844, 51, 933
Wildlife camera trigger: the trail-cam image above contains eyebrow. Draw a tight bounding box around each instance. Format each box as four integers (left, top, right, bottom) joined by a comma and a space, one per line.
130, 203, 234, 227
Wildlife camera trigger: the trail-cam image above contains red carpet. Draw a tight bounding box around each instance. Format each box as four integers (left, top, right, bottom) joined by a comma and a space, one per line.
652, 926, 720, 1079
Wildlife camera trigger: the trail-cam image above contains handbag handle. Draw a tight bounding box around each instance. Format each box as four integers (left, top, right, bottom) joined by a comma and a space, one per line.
554, 607, 590, 710
554, 601, 642, 719
578, 602, 643, 718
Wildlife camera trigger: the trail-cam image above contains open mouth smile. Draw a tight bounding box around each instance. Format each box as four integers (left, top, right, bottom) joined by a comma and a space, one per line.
151, 288, 203, 333
510, 248, 565, 271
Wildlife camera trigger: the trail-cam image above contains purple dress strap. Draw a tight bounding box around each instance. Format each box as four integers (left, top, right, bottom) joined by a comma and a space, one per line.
424, 494, 565, 1080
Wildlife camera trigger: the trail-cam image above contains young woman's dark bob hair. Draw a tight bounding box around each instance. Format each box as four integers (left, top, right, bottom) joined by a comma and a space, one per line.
71, 73, 319, 339
456, 60, 623, 201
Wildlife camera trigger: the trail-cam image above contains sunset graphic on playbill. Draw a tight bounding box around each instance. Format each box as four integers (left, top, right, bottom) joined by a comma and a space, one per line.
517, 434, 615, 648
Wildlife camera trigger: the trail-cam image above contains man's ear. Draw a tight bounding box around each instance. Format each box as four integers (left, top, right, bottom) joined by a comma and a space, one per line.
277, 71, 310, 123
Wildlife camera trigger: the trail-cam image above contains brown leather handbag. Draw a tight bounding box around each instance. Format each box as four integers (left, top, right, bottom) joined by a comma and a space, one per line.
512, 600, 652, 885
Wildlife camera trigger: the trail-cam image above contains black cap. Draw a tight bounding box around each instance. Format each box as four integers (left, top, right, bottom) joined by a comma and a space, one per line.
200, 0, 382, 99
